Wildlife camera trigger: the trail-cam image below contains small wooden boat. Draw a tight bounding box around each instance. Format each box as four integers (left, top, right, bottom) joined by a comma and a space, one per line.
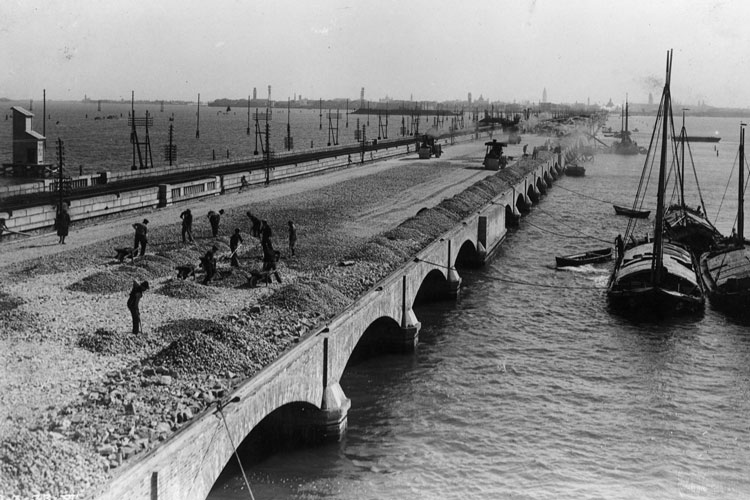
564, 163, 585, 177
556, 247, 612, 267
613, 204, 650, 218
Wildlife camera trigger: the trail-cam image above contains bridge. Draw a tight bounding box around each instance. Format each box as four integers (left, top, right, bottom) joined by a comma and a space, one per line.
91, 153, 564, 500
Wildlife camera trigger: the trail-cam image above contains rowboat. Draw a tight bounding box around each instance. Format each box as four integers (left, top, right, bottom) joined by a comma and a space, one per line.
613, 205, 650, 218
564, 163, 585, 177
556, 247, 612, 267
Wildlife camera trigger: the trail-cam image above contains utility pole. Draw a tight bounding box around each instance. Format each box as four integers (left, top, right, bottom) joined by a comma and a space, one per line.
196, 93, 200, 139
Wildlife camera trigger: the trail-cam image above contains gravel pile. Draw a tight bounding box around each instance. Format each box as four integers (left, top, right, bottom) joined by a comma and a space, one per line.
156, 277, 212, 299
148, 316, 296, 376
0, 289, 23, 310
259, 277, 351, 317
67, 267, 152, 294
77, 328, 156, 356
0, 428, 108, 498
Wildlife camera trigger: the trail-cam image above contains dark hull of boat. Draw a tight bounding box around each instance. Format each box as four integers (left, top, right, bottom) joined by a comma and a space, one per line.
607, 287, 704, 315
564, 166, 585, 177
699, 246, 750, 315
665, 206, 722, 256
684, 136, 720, 143
613, 145, 640, 155
556, 248, 612, 267
613, 205, 650, 218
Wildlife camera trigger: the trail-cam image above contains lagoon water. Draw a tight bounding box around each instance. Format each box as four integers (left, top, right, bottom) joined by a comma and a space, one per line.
0, 100, 454, 186
208, 114, 750, 500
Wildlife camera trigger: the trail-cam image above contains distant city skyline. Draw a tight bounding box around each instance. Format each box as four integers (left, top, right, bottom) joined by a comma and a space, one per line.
2, 0, 750, 108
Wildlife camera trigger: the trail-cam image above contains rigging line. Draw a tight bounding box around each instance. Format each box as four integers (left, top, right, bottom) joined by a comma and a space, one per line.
486, 273, 608, 290
713, 148, 740, 226
552, 183, 616, 205
413, 258, 608, 290
186, 420, 224, 498
525, 219, 612, 244
217, 402, 256, 500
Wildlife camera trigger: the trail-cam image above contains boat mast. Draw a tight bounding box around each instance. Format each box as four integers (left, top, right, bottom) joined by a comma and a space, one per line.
680, 109, 687, 206
625, 95, 629, 134
652, 50, 673, 287
739, 122, 746, 244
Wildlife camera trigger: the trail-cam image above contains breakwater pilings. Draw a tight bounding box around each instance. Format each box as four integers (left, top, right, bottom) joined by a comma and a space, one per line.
90, 149, 565, 500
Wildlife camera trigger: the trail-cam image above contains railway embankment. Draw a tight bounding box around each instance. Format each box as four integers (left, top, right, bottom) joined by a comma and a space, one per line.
0, 128, 579, 498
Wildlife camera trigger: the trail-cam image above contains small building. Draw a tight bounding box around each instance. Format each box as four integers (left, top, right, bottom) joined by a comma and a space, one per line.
2, 106, 54, 177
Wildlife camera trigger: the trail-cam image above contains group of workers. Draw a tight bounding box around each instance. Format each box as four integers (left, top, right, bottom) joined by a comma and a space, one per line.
126, 208, 298, 335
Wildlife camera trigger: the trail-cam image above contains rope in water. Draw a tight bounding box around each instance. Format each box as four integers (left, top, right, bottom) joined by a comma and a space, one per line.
414, 258, 607, 290
532, 207, 614, 244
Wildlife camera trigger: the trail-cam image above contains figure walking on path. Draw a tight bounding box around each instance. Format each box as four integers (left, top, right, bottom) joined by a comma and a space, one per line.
132, 219, 149, 257
287, 220, 297, 256
239, 175, 249, 193
55, 204, 71, 244
201, 245, 218, 285
208, 209, 224, 237
229, 229, 243, 267
127, 280, 149, 335
180, 208, 193, 243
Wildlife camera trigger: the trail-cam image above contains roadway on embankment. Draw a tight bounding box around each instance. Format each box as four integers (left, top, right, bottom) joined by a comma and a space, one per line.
0, 136, 540, 269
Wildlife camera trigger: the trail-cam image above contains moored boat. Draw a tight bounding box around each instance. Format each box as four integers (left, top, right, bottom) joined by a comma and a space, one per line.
684, 136, 720, 143
607, 51, 705, 315
564, 163, 585, 177
613, 204, 650, 218
699, 124, 750, 314
663, 110, 722, 255
556, 247, 612, 267
611, 99, 640, 155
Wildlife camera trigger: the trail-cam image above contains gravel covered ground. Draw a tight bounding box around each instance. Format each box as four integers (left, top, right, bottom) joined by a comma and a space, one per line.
0, 134, 570, 499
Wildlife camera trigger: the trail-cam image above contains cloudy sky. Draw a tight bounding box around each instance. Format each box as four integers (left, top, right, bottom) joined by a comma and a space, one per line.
1, 0, 749, 107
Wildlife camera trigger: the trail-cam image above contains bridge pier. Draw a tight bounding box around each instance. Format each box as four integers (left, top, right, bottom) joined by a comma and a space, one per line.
398, 307, 421, 352
527, 184, 539, 204
536, 178, 547, 195
447, 266, 462, 298
312, 382, 351, 442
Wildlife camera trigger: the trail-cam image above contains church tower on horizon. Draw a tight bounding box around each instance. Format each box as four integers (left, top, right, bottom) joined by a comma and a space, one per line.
542, 88, 547, 103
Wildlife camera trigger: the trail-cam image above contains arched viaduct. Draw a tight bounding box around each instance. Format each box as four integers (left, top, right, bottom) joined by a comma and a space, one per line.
93, 154, 565, 500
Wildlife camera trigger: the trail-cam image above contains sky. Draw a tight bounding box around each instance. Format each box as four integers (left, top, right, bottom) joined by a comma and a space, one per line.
2, 0, 750, 107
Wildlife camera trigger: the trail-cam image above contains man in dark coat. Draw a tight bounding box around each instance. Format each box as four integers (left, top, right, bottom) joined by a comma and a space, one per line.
229, 229, 243, 267
180, 208, 193, 243
260, 220, 272, 247
132, 219, 149, 257
246, 211, 261, 238
207, 209, 224, 237
55, 205, 71, 244
261, 238, 282, 284
201, 245, 218, 285
127, 280, 149, 334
